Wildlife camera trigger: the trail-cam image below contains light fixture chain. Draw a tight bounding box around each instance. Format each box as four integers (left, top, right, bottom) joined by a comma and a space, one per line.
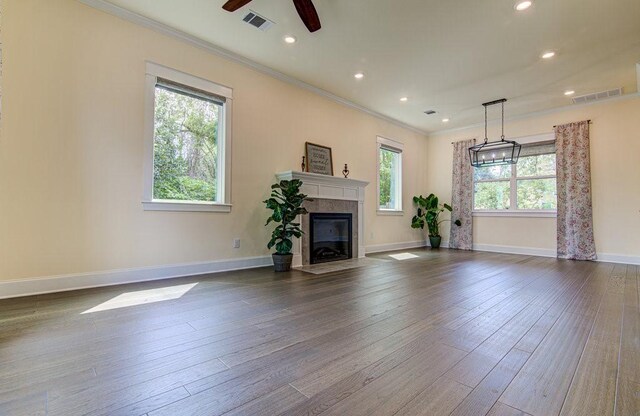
501, 100, 505, 140
484, 105, 488, 143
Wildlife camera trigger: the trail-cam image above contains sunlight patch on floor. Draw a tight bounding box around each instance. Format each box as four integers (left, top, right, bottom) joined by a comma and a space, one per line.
388, 252, 420, 261
81, 283, 198, 314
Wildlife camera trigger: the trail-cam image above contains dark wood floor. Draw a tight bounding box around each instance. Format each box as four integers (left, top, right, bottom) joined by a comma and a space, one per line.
1, 249, 638, 416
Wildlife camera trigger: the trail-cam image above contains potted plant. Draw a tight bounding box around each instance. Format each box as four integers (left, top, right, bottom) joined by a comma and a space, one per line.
411, 194, 461, 249
264, 179, 309, 271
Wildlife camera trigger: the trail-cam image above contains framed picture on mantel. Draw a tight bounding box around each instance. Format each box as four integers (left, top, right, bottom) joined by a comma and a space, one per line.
305, 142, 334, 176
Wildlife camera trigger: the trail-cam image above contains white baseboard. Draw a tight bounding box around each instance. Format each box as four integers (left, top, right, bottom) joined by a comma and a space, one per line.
292, 254, 303, 268
365, 239, 454, 254
0, 256, 273, 300
472, 243, 640, 265
472, 243, 557, 258
366, 240, 425, 254
597, 252, 640, 266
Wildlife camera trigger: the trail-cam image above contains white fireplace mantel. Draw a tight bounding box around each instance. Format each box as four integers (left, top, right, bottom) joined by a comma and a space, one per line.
276, 171, 369, 267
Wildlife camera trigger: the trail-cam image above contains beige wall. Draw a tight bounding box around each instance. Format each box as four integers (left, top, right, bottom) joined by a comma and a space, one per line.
0, 0, 429, 282
427, 97, 640, 259
2, 0, 638, 286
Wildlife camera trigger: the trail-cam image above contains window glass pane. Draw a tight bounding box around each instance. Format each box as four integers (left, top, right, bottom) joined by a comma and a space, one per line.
379, 148, 400, 210
517, 154, 556, 177
474, 181, 510, 210
153, 86, 220, 202
517, 178, 557, 209
473, 164, 511, 181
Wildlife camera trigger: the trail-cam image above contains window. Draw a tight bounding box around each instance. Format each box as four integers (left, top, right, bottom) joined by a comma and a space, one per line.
473, 138, 557, 216
143, 63, 233, 212
377, 136, 403, 213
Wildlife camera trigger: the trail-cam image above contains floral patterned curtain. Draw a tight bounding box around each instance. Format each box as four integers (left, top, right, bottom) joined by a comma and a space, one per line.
555, 121, 597, 260
449, 139, 474, 250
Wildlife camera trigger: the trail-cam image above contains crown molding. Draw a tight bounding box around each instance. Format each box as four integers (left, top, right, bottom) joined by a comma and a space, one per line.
429, 92, 640, 137
78, 0, 428, 136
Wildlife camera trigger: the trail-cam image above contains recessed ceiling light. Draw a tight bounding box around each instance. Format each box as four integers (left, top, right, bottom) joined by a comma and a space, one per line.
442, 118, 450, 123
283, 35, 296, 44
400, 97, 408, 102
354, 72, 365, 79
514, 1, 532, 11
541, 51, 556, 59
564, 90, 575, 96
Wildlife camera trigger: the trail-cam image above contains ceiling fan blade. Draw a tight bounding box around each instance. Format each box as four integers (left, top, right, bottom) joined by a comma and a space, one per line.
292, 0, 321, 32
222, 0, 253, 12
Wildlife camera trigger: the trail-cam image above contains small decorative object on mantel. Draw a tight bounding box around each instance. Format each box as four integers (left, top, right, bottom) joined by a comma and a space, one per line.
305, 142, 333, 176
301, 156, 306, 172
468, 98, 521, 167
342, 164, 350, 178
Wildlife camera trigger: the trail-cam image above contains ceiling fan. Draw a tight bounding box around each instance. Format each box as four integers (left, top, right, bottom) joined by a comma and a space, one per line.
222, 0, 322, 33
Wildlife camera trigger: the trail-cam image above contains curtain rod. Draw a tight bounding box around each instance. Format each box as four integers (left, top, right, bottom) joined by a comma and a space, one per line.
451, 138, 477, 145
451, 120, 592, 143
553, 120, 592, 128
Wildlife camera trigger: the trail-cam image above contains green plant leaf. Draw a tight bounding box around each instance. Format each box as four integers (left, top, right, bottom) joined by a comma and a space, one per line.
264, 179, 310, 254
275, 239, 293, 254
411, 193, 456, 236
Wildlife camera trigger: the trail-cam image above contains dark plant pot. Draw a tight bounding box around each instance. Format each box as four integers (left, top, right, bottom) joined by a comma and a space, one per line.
429, 236, 442, 249
272, 253, 293, 272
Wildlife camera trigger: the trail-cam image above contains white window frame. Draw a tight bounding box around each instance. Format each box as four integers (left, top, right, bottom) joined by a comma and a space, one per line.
376, 136, 404, 215
472, 133, 557, 218
142, 62, 233, 212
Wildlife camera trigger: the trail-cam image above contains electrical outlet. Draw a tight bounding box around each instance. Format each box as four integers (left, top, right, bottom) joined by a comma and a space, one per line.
233, 238, 241, 249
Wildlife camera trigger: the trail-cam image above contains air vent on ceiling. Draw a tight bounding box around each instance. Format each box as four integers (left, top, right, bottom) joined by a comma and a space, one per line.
242, 10, 274, 31
424, 110, 436, 115
571, 88, 622, 105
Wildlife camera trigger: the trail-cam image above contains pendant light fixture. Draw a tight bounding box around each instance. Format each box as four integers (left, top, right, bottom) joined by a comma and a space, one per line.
468, 98, 521, 167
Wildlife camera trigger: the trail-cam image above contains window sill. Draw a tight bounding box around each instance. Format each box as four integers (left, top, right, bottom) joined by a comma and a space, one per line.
142, 200, 232, 213
473, 210, 556, 218
377, 210, 404, 216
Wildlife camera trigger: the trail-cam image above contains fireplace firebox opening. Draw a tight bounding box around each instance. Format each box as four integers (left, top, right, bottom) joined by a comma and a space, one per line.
309, 213, 353, 264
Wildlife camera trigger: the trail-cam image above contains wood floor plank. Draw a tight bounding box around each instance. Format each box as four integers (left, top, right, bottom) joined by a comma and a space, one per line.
0, 391, 47, 416
110, 386, 191, 416
290, 320, 451, 396
219, 384, 307, 416
147, 311, 430, 415
615, 265, 640, 416
499, 264, 612, 416
559, 277, 624, 416
317, 342, 467, 416
392, 376, 472, 416
280, 330, 454, 416
487, 401, 533, 416
446, 264, 586, 388
450, 348, 530, 416
0, 250, 637, 416
615, 380, 640, 416
47, 358, 227, 416
512, 261, 590, 353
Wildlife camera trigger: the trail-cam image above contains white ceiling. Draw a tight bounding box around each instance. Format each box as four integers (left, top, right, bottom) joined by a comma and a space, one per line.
100, 0, 640, 133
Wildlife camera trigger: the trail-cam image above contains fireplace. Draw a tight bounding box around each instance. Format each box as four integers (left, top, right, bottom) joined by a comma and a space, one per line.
309, 213, 353, 264
275, 170, 369, 267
